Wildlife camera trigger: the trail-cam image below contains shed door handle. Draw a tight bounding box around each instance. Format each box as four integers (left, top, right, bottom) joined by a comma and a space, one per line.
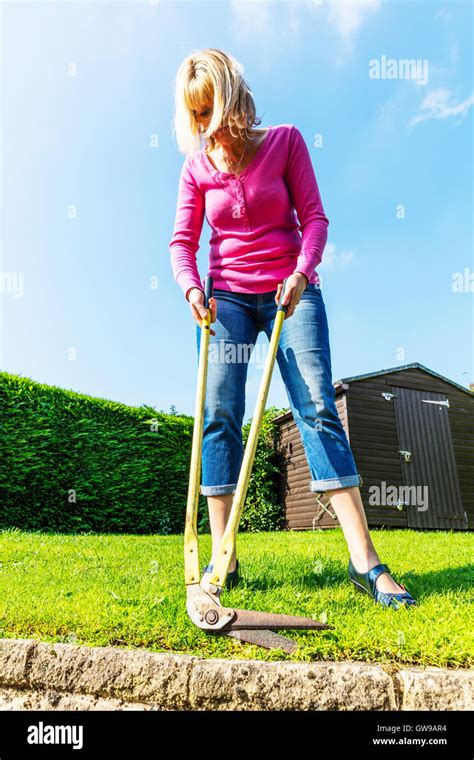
398, 450, 412, 463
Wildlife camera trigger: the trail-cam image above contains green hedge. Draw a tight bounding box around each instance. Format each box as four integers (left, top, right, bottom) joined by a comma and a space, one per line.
0, 372, 288, 534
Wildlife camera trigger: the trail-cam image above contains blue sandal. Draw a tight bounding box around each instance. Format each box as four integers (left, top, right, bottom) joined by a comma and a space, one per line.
348, 558, 417, 609
202, 559, 240, 590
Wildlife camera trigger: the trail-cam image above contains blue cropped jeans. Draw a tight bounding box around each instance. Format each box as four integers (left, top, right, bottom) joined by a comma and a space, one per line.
195, 283, 363, 496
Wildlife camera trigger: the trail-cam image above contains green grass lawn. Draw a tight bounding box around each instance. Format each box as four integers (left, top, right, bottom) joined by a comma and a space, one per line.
0, 527, 472, 668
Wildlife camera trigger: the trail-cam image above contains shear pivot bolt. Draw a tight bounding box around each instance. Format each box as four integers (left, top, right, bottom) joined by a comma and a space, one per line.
205, 610, 219, 625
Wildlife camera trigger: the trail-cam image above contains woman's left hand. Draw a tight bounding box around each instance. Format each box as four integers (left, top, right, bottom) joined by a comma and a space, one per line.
274, 272, 308, 318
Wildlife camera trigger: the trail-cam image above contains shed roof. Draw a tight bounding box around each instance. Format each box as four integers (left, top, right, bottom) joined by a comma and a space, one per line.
333, 362, 472, 396
271, 362, 472, 425
333, 362, 472, 395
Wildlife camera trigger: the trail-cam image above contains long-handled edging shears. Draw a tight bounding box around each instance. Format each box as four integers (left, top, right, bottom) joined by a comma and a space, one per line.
184, 275, 334, 653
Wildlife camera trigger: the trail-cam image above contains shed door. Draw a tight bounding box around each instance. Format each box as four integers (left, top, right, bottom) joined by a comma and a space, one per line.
392, 386, 466, 530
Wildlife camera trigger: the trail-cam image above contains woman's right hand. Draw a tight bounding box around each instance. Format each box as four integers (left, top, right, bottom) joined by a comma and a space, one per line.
188, 288, 217, 336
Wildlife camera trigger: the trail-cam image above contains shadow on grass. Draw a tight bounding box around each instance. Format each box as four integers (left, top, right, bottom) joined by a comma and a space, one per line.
230, 562, 474, 598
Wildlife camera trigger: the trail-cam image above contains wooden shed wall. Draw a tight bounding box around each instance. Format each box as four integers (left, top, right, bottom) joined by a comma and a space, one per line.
276, 368, 473, 531
347, 368, 473, 530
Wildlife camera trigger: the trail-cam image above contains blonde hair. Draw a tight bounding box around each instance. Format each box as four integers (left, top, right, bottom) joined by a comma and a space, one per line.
171, 48, 262, 156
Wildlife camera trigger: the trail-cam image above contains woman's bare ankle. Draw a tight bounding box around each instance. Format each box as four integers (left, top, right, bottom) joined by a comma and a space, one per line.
350, 551, 380, 573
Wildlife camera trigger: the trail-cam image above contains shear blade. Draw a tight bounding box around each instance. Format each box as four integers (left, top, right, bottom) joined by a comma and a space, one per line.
187, 585, 333, 633
221, 607, 334, 631
224, 628, 298, 654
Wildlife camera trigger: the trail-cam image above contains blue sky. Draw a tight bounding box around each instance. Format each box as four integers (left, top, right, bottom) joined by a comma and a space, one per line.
1, 0, 472, 423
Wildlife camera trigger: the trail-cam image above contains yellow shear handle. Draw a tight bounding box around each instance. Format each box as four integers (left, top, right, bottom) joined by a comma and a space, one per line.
208, 279, 289, 590
184, 277, 213, 585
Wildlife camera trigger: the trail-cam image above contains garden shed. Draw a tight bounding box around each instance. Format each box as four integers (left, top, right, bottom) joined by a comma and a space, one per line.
272, 363, 473, 532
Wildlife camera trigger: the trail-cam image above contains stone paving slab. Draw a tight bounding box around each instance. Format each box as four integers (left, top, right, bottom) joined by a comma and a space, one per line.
0, 638, 472, 711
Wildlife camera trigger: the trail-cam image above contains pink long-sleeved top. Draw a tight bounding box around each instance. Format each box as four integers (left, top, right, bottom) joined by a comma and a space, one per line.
169, 123, 329, 299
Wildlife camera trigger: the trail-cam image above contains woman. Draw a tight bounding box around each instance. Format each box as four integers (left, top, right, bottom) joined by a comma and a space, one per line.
169, 48, 416, 609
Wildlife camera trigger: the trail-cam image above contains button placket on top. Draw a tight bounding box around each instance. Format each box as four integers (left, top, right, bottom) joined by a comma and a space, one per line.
231, 176, 246, 227
234, 177, 250, 231
218, 175, 248, 230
